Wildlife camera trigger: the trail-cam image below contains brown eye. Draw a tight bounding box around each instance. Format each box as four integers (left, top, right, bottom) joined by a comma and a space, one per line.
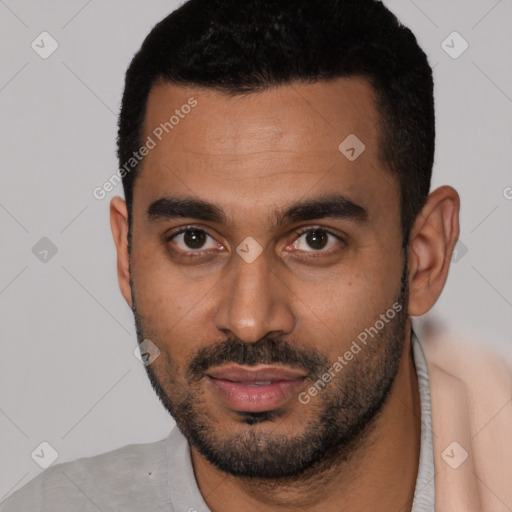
168, 228, 223, 254
182, 229, 207, 249
291, 228, 342, 253
304, 229, 329, 250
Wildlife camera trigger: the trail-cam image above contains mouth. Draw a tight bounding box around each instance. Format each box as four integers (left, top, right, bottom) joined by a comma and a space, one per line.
206, 364, 308, 413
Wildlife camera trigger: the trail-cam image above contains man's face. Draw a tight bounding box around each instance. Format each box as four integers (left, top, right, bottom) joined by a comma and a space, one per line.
128, 78, 409, 479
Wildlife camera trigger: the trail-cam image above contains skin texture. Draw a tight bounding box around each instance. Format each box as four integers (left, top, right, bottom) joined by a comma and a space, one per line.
110, 77, 460, 512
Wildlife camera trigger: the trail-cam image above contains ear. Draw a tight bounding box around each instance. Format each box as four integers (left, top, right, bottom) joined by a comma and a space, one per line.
407, 185, 460, 316
110, 196, 133, 309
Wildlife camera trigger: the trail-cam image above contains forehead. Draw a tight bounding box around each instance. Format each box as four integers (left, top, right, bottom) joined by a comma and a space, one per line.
143, 76, 381, 155
135, 77, 398, 227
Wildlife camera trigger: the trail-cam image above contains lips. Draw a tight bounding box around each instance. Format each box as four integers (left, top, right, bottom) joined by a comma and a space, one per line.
207, 365, 307, 382
206, 364, 307, 412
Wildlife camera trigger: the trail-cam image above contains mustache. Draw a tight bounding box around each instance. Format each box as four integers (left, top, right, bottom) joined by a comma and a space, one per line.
186, 336, 330, 382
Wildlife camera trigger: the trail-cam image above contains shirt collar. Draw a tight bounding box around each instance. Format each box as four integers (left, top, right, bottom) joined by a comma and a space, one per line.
410, 330, 436, 511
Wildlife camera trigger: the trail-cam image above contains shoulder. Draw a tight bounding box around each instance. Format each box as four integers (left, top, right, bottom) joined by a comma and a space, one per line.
419, 331, 512, 418
419, 332, 512, 389
418, 333, 512, 509
0, 435, 172, 512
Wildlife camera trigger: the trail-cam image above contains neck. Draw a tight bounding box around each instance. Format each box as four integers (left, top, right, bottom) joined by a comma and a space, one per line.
190, 326, 421, 512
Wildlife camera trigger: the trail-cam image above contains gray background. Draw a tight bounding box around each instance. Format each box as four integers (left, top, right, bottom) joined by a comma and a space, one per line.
1, 0, 511, 502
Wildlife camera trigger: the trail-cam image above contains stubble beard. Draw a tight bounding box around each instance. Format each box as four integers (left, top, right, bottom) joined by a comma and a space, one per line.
130, 260, 410, 482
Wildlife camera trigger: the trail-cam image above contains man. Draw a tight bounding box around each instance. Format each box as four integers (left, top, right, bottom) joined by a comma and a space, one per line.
2, 0, 511, 511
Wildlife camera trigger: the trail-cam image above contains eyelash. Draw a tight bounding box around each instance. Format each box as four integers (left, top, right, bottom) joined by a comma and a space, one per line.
165, 225, 345, 260
288, 227, 345, 259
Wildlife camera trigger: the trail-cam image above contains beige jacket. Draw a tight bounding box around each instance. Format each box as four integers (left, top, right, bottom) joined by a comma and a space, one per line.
422, 334, 512, 511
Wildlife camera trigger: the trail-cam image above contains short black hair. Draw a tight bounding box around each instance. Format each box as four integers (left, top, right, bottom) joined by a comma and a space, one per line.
117, 0, 434, 249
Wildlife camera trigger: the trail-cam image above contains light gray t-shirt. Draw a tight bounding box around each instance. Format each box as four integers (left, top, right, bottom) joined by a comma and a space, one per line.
0, 332, 434, 511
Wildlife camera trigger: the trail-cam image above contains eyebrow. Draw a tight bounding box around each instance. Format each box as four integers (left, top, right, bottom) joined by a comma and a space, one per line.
146, 194, 368, 227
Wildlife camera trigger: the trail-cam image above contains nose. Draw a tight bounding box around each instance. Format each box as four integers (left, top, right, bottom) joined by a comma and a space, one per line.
213, 244, 296, 343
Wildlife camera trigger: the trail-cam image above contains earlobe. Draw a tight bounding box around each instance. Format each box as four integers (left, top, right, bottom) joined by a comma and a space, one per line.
109, 196, 133, 309
407, 186, 460, 317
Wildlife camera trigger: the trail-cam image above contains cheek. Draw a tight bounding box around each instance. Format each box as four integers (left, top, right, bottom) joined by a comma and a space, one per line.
131, 258, 218, 363
132, 237, 199, 316
296, 256, 403, 355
